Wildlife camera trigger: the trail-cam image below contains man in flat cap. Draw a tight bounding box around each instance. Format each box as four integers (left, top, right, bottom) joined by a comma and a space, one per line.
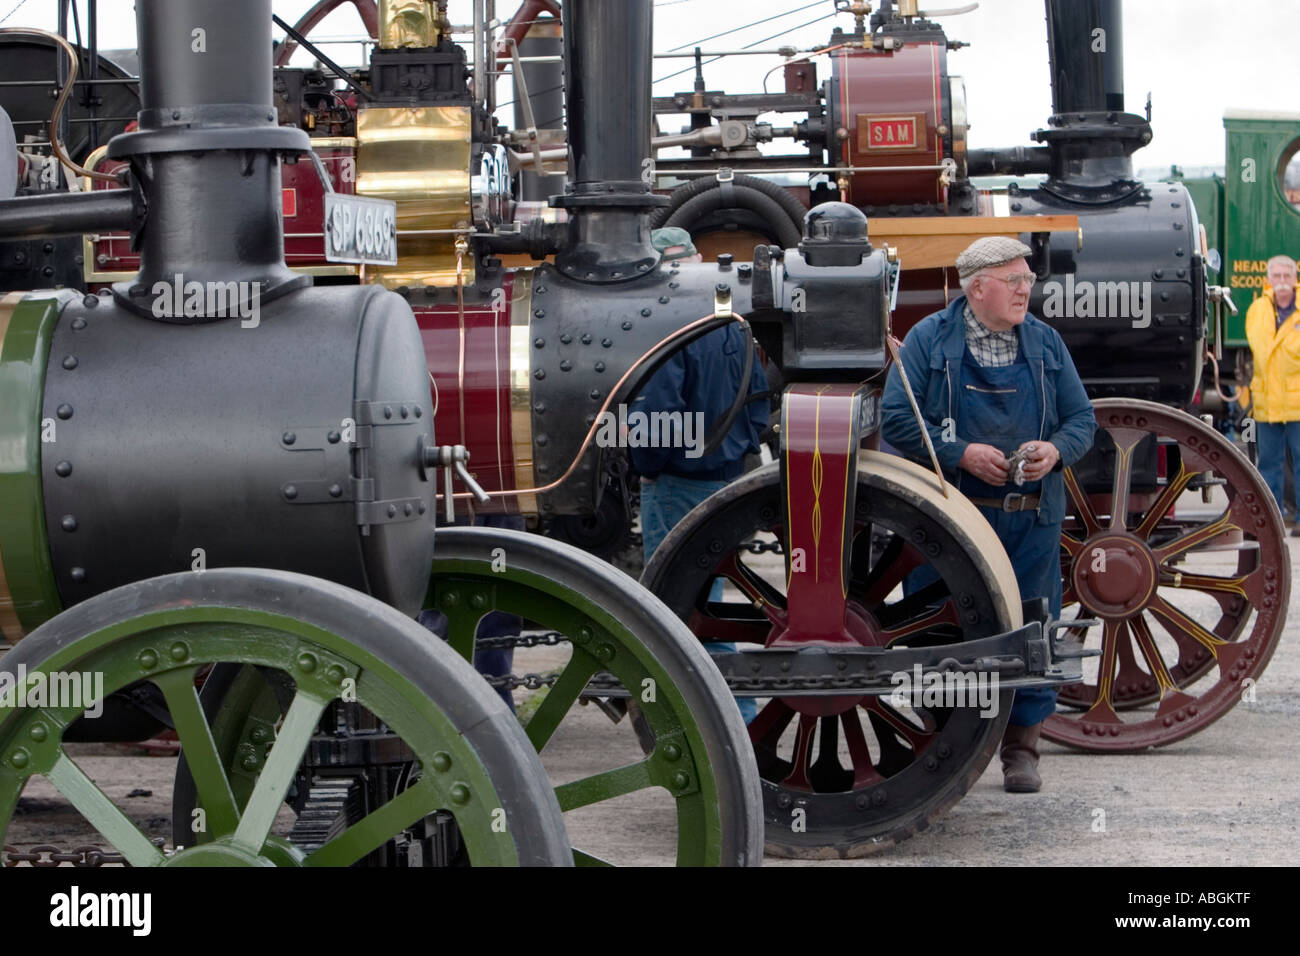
881, 235, 1096, 793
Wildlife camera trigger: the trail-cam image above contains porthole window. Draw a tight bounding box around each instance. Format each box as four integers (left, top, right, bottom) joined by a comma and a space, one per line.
1279, 137, 1300, 212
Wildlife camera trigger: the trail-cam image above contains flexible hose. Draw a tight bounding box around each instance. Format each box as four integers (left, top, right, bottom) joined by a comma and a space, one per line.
665, 184, 804, 249
652, 173, 807, 235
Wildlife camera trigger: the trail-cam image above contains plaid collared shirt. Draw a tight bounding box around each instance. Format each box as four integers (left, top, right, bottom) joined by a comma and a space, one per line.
963, 302, 1019, 368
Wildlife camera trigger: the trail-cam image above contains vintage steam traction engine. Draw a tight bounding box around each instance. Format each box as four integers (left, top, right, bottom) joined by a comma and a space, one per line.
0, 0, 1285, 863
0, 0, 775, 868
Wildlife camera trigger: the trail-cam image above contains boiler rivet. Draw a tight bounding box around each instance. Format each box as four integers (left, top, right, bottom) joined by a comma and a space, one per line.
282, 431, 296, 445
56, 404, 73, 420
55, 461, 72, 477
60, 515, 77, 532
431, 752, 452, 772
62, 355, 78, 370
284, 485, 298, 500
449, 783, 471, 805
70, 567, 86, 582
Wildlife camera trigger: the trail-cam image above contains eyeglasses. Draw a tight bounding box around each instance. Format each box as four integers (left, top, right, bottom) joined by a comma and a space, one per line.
979, 272, 1037, 290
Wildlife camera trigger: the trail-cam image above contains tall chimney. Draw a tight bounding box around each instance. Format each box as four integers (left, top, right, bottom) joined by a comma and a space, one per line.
552, 0, 665, 282
1044, 0, 1125, 115
1034, 0, 1150, 201
107, 0, 311, 318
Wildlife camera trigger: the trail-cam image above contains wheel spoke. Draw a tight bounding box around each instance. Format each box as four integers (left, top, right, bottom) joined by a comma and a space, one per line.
1147, 595, 1228, 659
688, 609, 771, 645
305, 779, 440, 868
882, 598, 961, 646
1160, 569, 1251, 600
524, 649, 601, 752
232, 687, 330, 853
1063, 467, 1101, 536
1108, 438, 1138, 531
781, 713, 818, 790
1134, 462, 1195, 540
862, 698, 933, 751
840, 710, 884, 787
45, 753, 165, 867
1129, 614, 1179, 698
1084, 619, 1126, 722
1152, 511, 1237, 563
855, 536, 922, 605
554, 759, 655, 812
443, 609, 480, 662
573, 848, 615, 866
748, 697, 796, 748
873, 579, 948, 629
152, 667, 240, 836
715, 553, 787, 617
1060, 531, 1085, 558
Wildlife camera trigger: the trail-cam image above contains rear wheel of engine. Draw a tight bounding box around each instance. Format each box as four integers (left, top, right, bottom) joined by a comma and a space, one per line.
1046, 399, 1289, 751
642, 452, 1022, 859
2, 569, 571, 867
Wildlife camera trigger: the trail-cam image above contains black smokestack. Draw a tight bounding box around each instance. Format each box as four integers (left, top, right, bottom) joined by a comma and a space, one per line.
552, 0, 665, 283
1034, 0, 1150, 196
107, 0, 311, 317
1044, 0, 1125, 115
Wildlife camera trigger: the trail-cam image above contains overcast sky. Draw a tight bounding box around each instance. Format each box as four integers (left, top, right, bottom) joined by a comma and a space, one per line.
7, 0, 1294, 172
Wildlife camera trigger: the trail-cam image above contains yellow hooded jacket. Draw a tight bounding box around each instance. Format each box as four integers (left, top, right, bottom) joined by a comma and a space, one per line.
1246, 286, 1300, 422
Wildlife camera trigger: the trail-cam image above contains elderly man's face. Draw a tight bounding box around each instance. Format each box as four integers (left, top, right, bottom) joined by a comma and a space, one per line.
970, 258, 1034, 331
1268, 262, 1296, 310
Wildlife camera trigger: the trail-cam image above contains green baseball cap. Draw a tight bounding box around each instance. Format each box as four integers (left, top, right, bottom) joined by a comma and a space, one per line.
651, 226, 697, 260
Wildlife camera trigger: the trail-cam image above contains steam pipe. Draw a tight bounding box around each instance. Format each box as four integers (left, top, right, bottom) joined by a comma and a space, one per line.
0, 188, 136, 240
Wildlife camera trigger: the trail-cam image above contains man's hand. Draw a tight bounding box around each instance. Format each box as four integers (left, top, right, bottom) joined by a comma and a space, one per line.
959, 443, 1010, 485
1016, 441, 1060, 482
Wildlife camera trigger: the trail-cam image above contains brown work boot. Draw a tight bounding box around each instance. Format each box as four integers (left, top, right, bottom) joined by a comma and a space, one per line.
1000, 722, 1043, 793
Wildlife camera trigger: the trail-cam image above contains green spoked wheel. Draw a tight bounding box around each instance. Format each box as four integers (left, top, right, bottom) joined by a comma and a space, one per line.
428, 527, 762, 867
1, 569, 571, 867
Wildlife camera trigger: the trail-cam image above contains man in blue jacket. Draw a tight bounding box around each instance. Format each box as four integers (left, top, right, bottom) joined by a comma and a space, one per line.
881, 236, 1096, 793
631, 228, 771, 722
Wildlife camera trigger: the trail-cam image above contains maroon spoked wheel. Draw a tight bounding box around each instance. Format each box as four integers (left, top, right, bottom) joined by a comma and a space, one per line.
1045, 399, 1289, 752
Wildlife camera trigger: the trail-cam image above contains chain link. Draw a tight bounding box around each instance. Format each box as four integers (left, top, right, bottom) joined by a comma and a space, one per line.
741, 538, 784, 555
474, 630, 569, 651
4, 843, 129, 867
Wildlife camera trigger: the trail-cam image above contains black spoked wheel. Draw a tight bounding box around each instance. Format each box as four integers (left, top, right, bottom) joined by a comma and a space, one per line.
643, 452, 1022, 858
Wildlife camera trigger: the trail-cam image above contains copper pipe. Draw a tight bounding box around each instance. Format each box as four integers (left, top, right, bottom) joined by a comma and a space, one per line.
0, 27, 121, 183
437, 311, 747, 502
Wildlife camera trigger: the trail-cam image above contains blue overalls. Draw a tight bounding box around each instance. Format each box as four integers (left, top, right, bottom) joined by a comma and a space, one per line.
956, 345, 1061, 727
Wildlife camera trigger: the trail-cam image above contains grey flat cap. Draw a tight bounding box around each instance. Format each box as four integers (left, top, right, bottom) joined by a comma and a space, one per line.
956, 236, 1032, 279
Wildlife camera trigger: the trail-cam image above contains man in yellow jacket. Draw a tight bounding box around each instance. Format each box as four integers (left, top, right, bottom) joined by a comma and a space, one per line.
1245, 254, 1300, 534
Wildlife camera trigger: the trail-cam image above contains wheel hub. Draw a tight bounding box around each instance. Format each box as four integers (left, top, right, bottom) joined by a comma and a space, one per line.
766, 600, 882, 717
1071, 533, 1157, 616
164, 835, 303, 867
